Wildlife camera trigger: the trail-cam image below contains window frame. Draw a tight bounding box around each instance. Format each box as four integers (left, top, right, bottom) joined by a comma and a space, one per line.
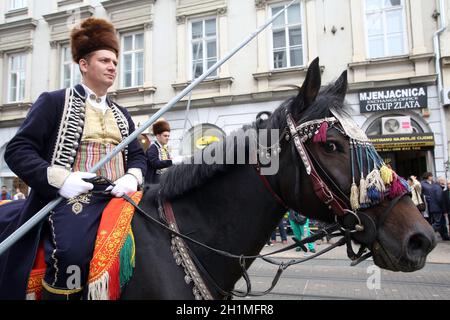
120, 31, 145, 89
9, 0, 27, 11
364, 0, 408, 59
269, 0, 306, 70
60, 44, 82, 88
7, 53, 26, 103
188, 16, 219, 80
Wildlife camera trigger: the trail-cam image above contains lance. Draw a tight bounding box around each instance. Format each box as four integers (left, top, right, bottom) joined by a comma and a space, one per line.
0, 0, 297, 256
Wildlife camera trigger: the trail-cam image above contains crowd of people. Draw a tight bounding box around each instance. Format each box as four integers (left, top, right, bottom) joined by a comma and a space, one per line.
1, 186, 25, 201
409, 172, 450, 241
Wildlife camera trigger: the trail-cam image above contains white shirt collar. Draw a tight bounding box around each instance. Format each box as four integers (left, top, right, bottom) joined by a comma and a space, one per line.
81, 83, 108, 113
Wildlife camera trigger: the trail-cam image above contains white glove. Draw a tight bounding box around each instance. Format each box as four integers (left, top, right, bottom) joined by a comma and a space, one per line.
107, 174, 138, 198
58, 171, 96, 199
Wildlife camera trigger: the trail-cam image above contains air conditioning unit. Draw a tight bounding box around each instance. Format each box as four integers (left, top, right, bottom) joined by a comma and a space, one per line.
381, 116, 413, 135
441, 87, 450, 105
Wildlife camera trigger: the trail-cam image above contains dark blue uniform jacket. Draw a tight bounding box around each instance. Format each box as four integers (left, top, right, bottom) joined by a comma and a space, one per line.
0, 85, 146, 299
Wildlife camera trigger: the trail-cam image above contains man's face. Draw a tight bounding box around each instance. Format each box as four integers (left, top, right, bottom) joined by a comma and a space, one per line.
79, 50, 118, 89
157, 131, 170, 145
1, 187, 6, 193
427, 175, 434, 182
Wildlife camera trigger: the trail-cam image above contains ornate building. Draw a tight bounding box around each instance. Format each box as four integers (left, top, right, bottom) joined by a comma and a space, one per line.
0, 0, 449, 190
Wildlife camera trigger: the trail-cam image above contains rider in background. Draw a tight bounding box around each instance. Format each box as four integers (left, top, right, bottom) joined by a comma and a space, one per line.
145, 119, 174, 184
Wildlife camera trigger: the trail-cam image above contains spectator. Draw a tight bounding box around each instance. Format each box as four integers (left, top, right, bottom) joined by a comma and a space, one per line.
443, 180, 450, 235
421, 172, 450, 241
270, 218, 288, 244
288, 209, 316, 253
438, 176, 447, 190
12, 188, 25, 200
1, 186, 12, 200
408, 176, 428, 222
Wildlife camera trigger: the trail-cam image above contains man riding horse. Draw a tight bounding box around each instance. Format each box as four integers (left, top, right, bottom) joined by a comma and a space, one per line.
0, 18, 147, 300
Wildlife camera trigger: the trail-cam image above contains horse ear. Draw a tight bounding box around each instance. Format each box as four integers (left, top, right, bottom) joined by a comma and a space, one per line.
291, 57, 321, 118
333, 70, 348, 101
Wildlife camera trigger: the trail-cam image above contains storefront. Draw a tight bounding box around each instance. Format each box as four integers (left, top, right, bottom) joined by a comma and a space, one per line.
356, 84, 440, 179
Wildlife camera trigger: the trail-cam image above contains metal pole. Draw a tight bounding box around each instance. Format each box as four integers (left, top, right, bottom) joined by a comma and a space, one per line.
0, 0, 297, 256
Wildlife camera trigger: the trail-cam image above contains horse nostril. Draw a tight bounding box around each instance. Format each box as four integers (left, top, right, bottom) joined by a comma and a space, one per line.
407, 233, 432, 258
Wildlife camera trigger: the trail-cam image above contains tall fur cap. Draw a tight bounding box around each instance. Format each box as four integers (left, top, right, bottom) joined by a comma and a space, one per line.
70, 17, 119, 63
152, 119, 171, 135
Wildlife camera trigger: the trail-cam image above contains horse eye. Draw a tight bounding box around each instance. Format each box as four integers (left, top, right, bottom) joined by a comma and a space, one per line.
323, 142, 337, 153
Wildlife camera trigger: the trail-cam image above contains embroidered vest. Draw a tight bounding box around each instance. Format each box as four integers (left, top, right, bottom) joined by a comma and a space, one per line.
50, 86, 130, 171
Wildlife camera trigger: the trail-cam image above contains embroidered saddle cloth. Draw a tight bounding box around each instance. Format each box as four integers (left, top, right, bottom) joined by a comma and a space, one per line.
26, 191, 142, 300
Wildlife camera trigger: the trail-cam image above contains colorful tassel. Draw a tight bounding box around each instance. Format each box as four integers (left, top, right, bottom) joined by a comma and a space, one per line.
380, 165, 393, 185
119, 232, 135, 288
350, 181, 360, 210
389, 174, 407, 198
359, 176, 369, 205
366, 169, 386, 193
313, 122, 329, 143
108, 259, 121, 300
367, 186, 382, 203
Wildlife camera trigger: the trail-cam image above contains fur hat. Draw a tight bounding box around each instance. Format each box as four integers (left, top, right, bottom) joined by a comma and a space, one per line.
152, 119, 171, 135
70, 17, 119, 64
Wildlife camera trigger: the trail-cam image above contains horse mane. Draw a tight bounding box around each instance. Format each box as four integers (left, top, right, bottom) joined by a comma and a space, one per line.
145, 82, 347, 201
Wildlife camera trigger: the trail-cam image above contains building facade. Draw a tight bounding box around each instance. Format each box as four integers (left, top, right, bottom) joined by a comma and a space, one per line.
0, 0, 449, 191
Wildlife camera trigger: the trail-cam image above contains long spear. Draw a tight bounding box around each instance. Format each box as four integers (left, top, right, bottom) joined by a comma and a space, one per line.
0, 0, 297, 256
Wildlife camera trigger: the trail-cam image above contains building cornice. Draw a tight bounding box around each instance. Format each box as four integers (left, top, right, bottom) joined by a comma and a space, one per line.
347, 75, 437, 92
42, 5, 95, 25
0, 18, 37, 32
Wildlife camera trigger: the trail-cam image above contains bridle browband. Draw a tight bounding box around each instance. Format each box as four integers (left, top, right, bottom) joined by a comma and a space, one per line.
285, 112, 349, 217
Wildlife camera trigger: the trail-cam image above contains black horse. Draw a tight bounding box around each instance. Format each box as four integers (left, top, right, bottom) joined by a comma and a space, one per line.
121, 58, 436, 299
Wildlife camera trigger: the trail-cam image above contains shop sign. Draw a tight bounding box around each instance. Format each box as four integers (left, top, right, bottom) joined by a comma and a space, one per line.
359, 85, 427, 113
369, 133, 435, 152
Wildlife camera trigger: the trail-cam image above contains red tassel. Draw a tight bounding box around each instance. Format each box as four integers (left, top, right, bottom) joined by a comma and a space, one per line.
313, 122, 328, 143
108, 259, 121, 300
389, 174, 404, 198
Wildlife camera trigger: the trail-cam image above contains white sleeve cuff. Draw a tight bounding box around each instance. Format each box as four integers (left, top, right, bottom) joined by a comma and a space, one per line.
127, 168, 143, 185
47, 165, 71, 189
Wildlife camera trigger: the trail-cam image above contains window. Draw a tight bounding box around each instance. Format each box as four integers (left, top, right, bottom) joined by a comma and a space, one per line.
190, 18, 218, 79
121, 32, 144, 88
9, 0, 27, 10
61, 45, 81, 88
8, 54, 26, 103
365, 0, 407, 59
270, 1, 304, 69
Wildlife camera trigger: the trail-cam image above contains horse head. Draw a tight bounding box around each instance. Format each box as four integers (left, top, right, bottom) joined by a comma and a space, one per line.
264, 57, 436, 272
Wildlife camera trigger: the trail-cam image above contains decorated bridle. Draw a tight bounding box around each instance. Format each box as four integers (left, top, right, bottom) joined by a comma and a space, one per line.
282, 107, 410, 236
256, 106, 410, 246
